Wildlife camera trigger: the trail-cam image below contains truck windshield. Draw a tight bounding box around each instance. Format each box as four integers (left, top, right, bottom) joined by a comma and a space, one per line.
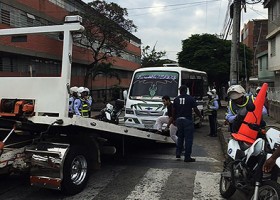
129, 71, 179, 101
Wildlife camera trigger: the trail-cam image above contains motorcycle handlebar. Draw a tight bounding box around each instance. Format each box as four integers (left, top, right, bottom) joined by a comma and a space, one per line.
242, 121, 261, 131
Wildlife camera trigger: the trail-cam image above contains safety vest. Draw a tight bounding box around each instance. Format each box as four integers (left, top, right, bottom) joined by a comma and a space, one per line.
80, 98, 89, 118
229, 95, 254, 115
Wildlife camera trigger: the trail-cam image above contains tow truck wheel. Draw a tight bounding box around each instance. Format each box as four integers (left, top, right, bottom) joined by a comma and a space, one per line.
61, 146, 90, 195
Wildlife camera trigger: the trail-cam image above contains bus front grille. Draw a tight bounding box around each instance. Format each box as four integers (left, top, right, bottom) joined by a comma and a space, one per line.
135, 110, 164, 116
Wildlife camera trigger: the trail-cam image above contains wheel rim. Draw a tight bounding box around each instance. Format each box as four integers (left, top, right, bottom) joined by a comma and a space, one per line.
257, 185, 279, 200
70, 155, 87, 185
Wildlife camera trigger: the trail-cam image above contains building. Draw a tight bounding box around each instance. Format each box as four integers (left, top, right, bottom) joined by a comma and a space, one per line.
240, 19, 274, 87
0, 0, 141, 103
256, 50, 274, 84
264, 0, 280, 88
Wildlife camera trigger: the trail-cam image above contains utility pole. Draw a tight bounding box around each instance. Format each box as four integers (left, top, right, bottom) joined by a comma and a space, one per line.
230, 0, 242, 85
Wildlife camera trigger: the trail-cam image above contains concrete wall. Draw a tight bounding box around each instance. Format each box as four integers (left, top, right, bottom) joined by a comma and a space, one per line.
269, 100, 280, 123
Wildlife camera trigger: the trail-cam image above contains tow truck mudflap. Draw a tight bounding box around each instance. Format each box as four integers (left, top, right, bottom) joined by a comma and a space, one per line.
26, 142, 70, 190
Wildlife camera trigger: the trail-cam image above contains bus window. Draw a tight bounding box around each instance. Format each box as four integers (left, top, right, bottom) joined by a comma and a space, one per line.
182, 74, 208, 100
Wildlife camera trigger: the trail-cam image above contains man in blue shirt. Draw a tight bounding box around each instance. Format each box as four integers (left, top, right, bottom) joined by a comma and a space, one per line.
172, 85, 203, 162
69, 86, 78, 117
207, 91, 219, 137
74, 87, 91, 118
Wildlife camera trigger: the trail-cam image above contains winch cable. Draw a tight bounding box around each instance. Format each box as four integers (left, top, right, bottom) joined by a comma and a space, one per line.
0, 124, 17, 156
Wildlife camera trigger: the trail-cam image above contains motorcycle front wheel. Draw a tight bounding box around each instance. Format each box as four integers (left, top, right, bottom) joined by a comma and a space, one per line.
251, 180, 280, 200
220, 158, 236, 198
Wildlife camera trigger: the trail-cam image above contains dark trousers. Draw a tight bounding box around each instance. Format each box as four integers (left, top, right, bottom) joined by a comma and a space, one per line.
176, 118, 194, 159
208, 111, 217, 136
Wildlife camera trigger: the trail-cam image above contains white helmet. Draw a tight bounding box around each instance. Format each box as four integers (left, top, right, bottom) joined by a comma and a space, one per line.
70, 86, 78, 94
256, 86, 261, 92
84, 87, 90, 93
207, 91, 214, 97
77, 87, 86, 96
227, 85, 246, 100
211, 89, 217, 94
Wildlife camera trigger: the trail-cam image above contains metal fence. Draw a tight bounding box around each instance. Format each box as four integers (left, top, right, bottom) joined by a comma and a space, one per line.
267, 87, 280, 102
250, 87, 280, 102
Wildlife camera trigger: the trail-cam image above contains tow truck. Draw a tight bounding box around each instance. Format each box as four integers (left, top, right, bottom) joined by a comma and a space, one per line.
0, 15, 173, 195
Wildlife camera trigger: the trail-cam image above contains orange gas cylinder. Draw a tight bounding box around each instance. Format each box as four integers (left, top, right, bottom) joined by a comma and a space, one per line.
22, 104, 34, 114
14, 100, 25, 114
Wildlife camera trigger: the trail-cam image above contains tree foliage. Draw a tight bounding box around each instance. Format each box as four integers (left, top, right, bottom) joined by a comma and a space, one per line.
178, 34, 253, 88
73, 0, 137, 86
141, 44, 166, 67
91, 62, 121, 101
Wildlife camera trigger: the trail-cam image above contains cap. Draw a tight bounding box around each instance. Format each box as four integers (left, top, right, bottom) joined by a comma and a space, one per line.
227, 85, 246, 100
229, 92, 244, 100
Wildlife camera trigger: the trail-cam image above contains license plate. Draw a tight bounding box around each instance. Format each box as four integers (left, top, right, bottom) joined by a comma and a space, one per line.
144, 124, 154, 129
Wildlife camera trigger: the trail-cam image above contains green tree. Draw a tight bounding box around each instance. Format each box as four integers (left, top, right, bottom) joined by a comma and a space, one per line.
91, 62, 121, 101
178, 34, 252, 88
73, 0, 137, 86
141, 44, 166, 67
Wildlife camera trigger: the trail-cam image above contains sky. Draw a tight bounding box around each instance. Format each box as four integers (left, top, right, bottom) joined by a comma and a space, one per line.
83, 0, 267, 61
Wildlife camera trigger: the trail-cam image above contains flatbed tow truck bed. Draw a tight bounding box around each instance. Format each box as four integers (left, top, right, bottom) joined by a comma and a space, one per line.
0, 15, 173, 195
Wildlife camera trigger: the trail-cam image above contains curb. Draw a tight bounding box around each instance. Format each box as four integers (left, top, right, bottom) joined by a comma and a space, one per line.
217, 126, 230, 157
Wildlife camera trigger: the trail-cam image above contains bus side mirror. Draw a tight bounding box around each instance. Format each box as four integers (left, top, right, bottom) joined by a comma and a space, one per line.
123, 90, 128, 100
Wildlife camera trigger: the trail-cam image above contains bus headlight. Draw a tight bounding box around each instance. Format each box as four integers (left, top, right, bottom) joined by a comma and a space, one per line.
125, 108, 134, 114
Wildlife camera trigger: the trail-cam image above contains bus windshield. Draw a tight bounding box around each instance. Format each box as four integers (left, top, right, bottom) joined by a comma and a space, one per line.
129, 71, 179, 101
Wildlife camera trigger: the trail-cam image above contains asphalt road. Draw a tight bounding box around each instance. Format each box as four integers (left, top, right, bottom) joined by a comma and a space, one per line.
0, 113, 249, 200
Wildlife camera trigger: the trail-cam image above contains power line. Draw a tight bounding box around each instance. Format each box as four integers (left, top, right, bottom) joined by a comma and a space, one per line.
129, 2, 206, 17
220, 0, 233, 39
126, 0, 222, 10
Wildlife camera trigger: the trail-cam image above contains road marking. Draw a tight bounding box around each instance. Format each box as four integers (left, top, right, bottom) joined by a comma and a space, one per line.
64, 166, 126, 200
193, 171, 225, 200
125, 168, 172, 200
134, 154, 220, 162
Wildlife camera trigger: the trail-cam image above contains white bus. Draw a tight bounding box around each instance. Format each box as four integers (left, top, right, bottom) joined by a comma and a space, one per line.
123, 66, 209, 131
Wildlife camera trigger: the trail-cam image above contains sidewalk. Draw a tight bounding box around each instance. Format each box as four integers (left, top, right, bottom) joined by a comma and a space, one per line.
217, 101, 280, 156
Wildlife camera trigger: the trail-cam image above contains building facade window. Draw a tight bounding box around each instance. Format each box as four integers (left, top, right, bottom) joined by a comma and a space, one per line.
264, 55, 268, 70
48, 0, 81, 13
0, 2, 53, 28
260, 56, 268, 71
271, 37, 276, 57
1, 8, 10, 25
269, 0, 278, 21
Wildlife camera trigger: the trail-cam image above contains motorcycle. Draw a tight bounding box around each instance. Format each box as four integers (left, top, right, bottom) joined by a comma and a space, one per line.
94, 99, 124, 125
220, 103, 280, 200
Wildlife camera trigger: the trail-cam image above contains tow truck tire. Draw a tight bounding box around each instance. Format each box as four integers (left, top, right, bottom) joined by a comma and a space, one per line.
61, 146, 90, 195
